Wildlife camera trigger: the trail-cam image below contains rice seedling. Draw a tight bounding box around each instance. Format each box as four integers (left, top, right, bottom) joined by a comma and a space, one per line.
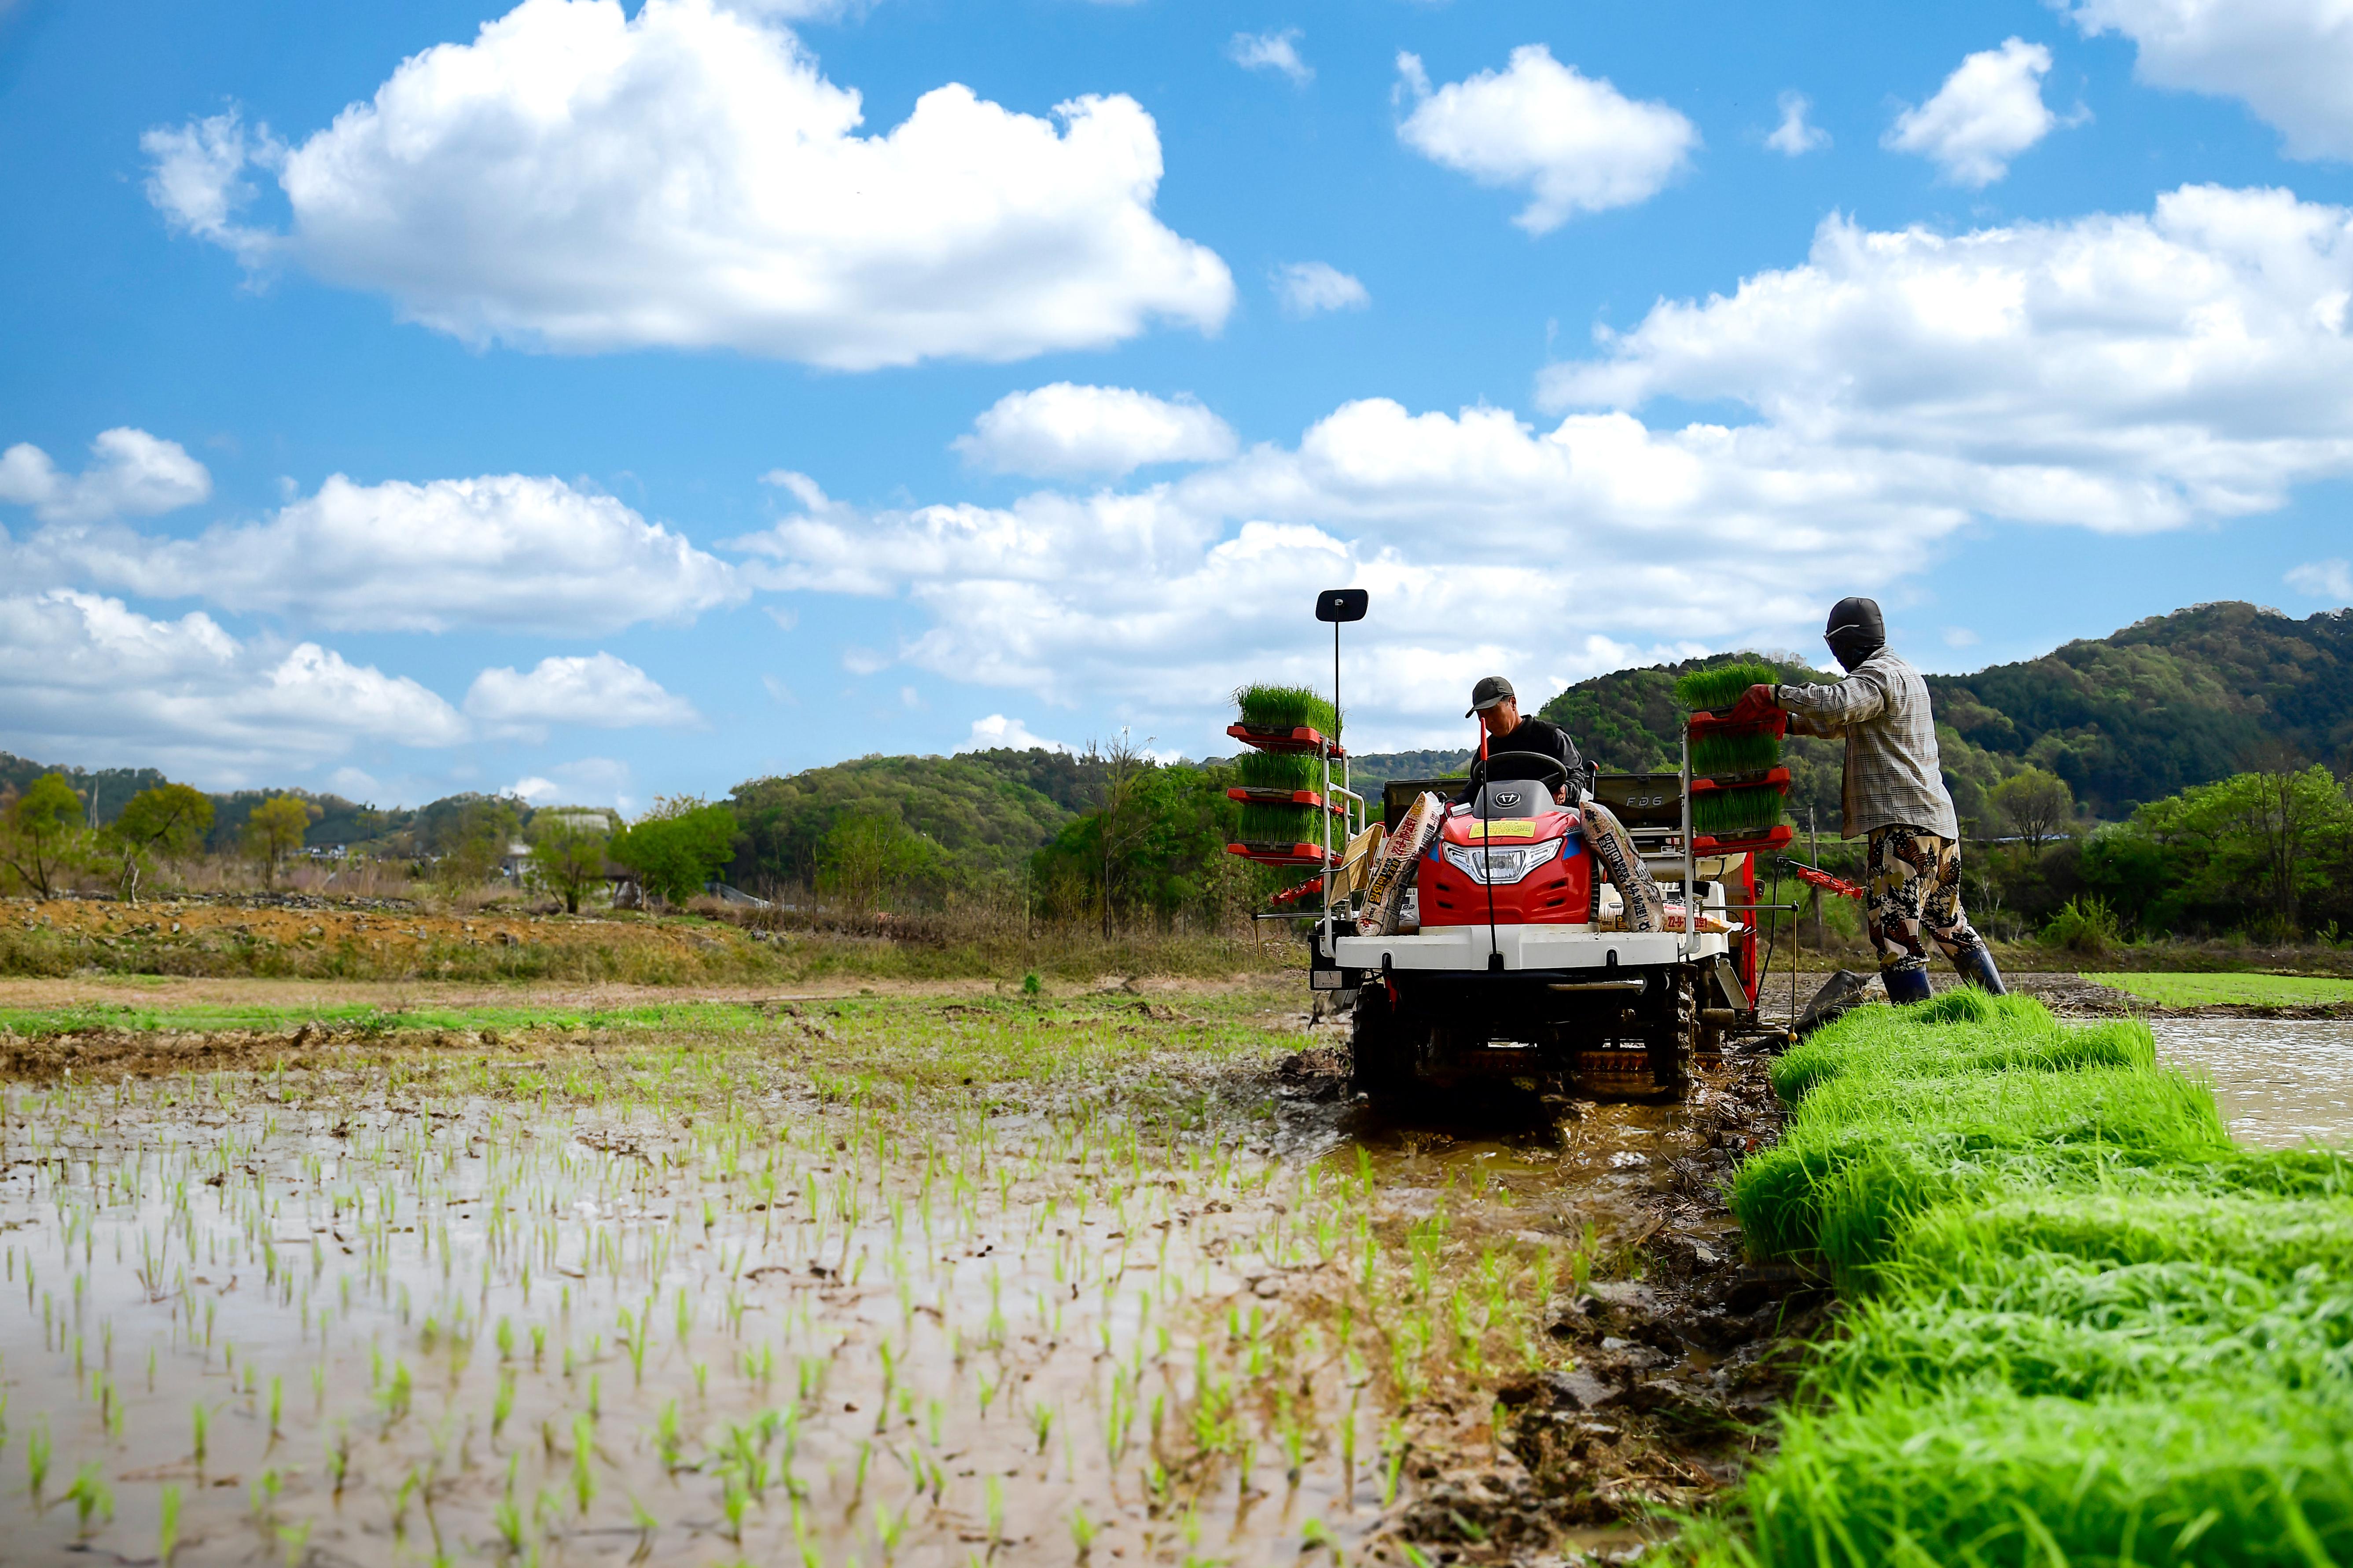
1687, 725, 1783, 780
1236, 750, 1325, 797
0, 988, 1566, 1564
1688, 784, 1782, 838
1233, 683, 1340, 737
1673, 659, 1780, 712
1692, 989, 2353, 1565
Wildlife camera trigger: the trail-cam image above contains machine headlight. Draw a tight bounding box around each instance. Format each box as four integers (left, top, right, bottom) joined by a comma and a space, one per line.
1440, 837, 1563, 885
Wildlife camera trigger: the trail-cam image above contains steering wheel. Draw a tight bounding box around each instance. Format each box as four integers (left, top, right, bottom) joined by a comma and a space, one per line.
1466, 750, 1572, 791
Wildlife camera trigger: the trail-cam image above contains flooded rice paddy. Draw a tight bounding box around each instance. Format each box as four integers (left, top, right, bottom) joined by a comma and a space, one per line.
2153, 1017, 2353, 1148
0, 990, 1790, 1566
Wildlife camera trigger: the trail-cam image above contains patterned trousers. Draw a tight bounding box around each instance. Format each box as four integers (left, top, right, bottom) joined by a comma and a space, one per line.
1866, 826, 1987, 975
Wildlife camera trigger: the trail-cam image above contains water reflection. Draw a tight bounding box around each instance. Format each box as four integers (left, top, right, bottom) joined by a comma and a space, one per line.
2151, 1018, 2353, 1149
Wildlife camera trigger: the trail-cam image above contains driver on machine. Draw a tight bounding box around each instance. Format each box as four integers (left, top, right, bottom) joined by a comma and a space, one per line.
1460, 676, 1582, 805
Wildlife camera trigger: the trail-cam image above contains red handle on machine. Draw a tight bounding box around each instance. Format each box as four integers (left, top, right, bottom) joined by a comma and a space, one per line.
1778, 856, 1865, 901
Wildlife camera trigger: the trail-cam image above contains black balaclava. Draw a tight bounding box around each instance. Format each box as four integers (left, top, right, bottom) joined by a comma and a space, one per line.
1824, 596, 1886, 673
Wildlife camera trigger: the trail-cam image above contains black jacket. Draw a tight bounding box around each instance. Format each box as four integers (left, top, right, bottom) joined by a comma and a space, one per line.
1459, 717, 1583, 802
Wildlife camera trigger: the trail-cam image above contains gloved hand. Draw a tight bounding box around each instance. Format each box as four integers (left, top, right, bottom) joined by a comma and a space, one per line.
1720, 683, 1783, 723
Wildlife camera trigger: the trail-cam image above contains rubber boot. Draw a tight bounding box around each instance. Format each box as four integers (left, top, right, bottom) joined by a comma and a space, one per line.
1881, 964, 1934, 1006
1954, 944, 2009, 996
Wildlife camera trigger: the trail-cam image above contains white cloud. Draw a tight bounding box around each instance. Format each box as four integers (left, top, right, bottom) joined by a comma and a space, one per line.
1942, 626, 1982, 648
1766, 90, 1830, 155
726, 185, 2353, 752
1229, 28, 1312, 85
0, 590, 464, 782
1884, 37, 2069, 187
960, 714, 1074, 753
1272, 261, 1371, 317
142, 0, 1232, 371
1541, 185, 2353, 532
951, 384, 1237, 478
2287, 558, 2353, 600
327, 766, 383, 801
15, 472, 742, 635
2070, 0, 2353, 161
1394, 45, 1698, 233
464, 653, 700, 740
509, 757, 635, 808
0, 429, 211, 524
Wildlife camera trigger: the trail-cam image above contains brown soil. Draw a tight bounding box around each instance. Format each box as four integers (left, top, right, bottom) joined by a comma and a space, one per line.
1268, 1046, 1813, 1561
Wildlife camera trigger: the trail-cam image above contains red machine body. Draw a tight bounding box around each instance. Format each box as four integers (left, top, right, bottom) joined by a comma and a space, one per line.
1416, 804, 1593, 927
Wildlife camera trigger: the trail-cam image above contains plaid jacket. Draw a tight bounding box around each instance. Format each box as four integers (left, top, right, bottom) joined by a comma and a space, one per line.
1776, 650, 1959, 840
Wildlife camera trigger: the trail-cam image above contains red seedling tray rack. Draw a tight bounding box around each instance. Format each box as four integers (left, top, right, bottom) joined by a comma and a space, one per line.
1225, 841, 1338, 867
1691, 823, 1796, 856
1226, 723, 1345, 757
1225, 786, 1346, 813
1689, 766, 1791, 794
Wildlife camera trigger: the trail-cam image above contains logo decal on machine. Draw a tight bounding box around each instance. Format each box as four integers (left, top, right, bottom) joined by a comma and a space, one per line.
1493, 790, 1522, 809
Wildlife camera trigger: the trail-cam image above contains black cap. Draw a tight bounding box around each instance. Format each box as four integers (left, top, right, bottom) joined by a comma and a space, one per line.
1466, 675, 1515, 716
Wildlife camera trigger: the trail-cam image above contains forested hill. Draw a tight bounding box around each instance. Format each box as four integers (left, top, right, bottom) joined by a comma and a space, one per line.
1537, 602, 2353, 821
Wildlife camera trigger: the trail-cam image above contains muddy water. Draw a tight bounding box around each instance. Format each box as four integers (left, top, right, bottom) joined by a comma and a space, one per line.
0, 1005, 1786, 1567
2153, 1018, 2353, 1148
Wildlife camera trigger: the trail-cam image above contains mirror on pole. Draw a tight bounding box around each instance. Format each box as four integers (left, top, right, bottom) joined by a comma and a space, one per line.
1315, 588, 1368, 624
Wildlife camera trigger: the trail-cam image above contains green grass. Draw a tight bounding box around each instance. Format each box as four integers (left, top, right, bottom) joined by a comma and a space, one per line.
1673, 660, 1779, 713
0, 998, 762, 1041
1232, 683, 1339, 737
1235, 750, 1320, 792
2089, 971, 2353, 1008
1689, 987, 2353, 1567
1689, 727, 1783, 779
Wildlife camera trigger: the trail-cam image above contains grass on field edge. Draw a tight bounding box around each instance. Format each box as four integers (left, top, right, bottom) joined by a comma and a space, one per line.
0, 917, 1300, 986
1681, 989, 2353, 1566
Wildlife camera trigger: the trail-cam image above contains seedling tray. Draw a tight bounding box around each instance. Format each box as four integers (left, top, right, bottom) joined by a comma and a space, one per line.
1226, 786, 1345, 813
1226, 723, 1346, 757
1225, 841, 1338, 867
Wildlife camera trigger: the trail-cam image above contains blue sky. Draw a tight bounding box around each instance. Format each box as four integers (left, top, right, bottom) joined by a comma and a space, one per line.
4, 0, 2351, 808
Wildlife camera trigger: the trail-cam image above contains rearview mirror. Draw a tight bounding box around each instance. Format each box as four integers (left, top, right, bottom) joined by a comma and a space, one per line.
1315, 588, 1369, 624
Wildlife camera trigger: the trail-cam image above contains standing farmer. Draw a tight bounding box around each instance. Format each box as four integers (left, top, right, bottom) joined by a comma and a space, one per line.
1749, 597, 2006, 1003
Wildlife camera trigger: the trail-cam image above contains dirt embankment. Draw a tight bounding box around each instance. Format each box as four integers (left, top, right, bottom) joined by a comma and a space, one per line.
0, 895, 785, 984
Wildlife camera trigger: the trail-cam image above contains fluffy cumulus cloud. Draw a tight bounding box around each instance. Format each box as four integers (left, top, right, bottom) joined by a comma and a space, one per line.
1228, 28, 1311, 85
2071, 0, 2353, 161
464, 653, 700, 739
1541, 184, 2353, 531
1884, 37, 2069, 187
1272, 261, 1371, 316
140, 0, 1232, 369
951, 385, 1237, 478
14, 472, 742, 635
1395, 45, 1698, 232
0, 428, 210, 524
0, 590, 465, 782
727, 186, 2353, 750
